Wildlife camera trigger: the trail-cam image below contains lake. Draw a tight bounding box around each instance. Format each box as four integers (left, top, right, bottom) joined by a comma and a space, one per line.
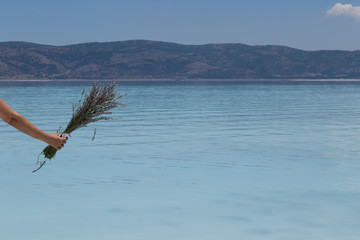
1, 80, 360, 240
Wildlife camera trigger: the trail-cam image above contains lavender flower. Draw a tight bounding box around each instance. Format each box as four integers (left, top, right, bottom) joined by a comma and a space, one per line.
33, 81, 126, 172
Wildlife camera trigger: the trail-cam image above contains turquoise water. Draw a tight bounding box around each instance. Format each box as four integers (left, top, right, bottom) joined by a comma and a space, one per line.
1, 81, 360, 240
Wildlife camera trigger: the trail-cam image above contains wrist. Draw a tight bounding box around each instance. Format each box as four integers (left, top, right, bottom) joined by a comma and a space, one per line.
40, 132, 51, 144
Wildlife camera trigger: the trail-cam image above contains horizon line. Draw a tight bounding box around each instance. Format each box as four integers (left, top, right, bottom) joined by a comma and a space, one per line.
0, 39, 359, 52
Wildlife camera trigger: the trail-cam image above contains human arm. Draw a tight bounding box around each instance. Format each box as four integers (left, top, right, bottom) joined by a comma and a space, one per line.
0, 98, 67, 150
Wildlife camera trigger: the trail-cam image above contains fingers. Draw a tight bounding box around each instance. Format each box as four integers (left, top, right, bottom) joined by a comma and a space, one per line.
48, 133, 68, 150
57, 137, 67, 150
60, 136, 68, 143
57, 144, 65, 150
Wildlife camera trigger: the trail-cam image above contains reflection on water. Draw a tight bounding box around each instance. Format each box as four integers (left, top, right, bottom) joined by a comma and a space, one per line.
1, 81, 360, 240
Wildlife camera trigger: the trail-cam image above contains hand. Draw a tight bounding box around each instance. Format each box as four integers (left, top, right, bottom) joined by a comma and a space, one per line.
46, 133, 68, 150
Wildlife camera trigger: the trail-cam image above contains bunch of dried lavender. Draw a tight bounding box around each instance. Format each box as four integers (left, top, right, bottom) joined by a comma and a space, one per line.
33, 81, 126, 172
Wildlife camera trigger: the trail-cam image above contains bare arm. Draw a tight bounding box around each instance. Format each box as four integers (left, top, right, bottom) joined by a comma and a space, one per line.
0, 98, 67, 150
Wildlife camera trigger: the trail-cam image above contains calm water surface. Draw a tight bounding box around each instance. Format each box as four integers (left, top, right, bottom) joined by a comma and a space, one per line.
1, 81, 360, 240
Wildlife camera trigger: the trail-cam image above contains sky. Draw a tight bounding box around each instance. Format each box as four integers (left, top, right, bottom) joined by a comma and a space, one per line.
0, 0, 360, 50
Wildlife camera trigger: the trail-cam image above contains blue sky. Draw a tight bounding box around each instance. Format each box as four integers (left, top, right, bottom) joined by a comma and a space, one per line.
0, 0, 359, 50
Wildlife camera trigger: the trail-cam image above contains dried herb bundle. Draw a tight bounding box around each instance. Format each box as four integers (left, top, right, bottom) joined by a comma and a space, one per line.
33, 81, 126, 172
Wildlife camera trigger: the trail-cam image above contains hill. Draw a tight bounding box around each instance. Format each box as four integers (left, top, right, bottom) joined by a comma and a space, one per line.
1, 40, 360, 80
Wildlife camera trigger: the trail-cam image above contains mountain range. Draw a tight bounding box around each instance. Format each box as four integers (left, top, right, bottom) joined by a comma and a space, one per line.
1, 40, 360, 80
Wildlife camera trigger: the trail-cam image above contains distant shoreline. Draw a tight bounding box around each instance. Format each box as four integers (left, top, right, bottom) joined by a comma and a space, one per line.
2, 78, 360, 82
2, 40, 360, 81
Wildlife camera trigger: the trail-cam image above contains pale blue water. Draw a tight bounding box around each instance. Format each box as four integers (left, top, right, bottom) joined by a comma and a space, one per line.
1, 81, 360, 240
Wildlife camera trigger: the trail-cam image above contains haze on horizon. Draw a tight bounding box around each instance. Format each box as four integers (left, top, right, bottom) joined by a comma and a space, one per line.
0, 0, 359, 51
